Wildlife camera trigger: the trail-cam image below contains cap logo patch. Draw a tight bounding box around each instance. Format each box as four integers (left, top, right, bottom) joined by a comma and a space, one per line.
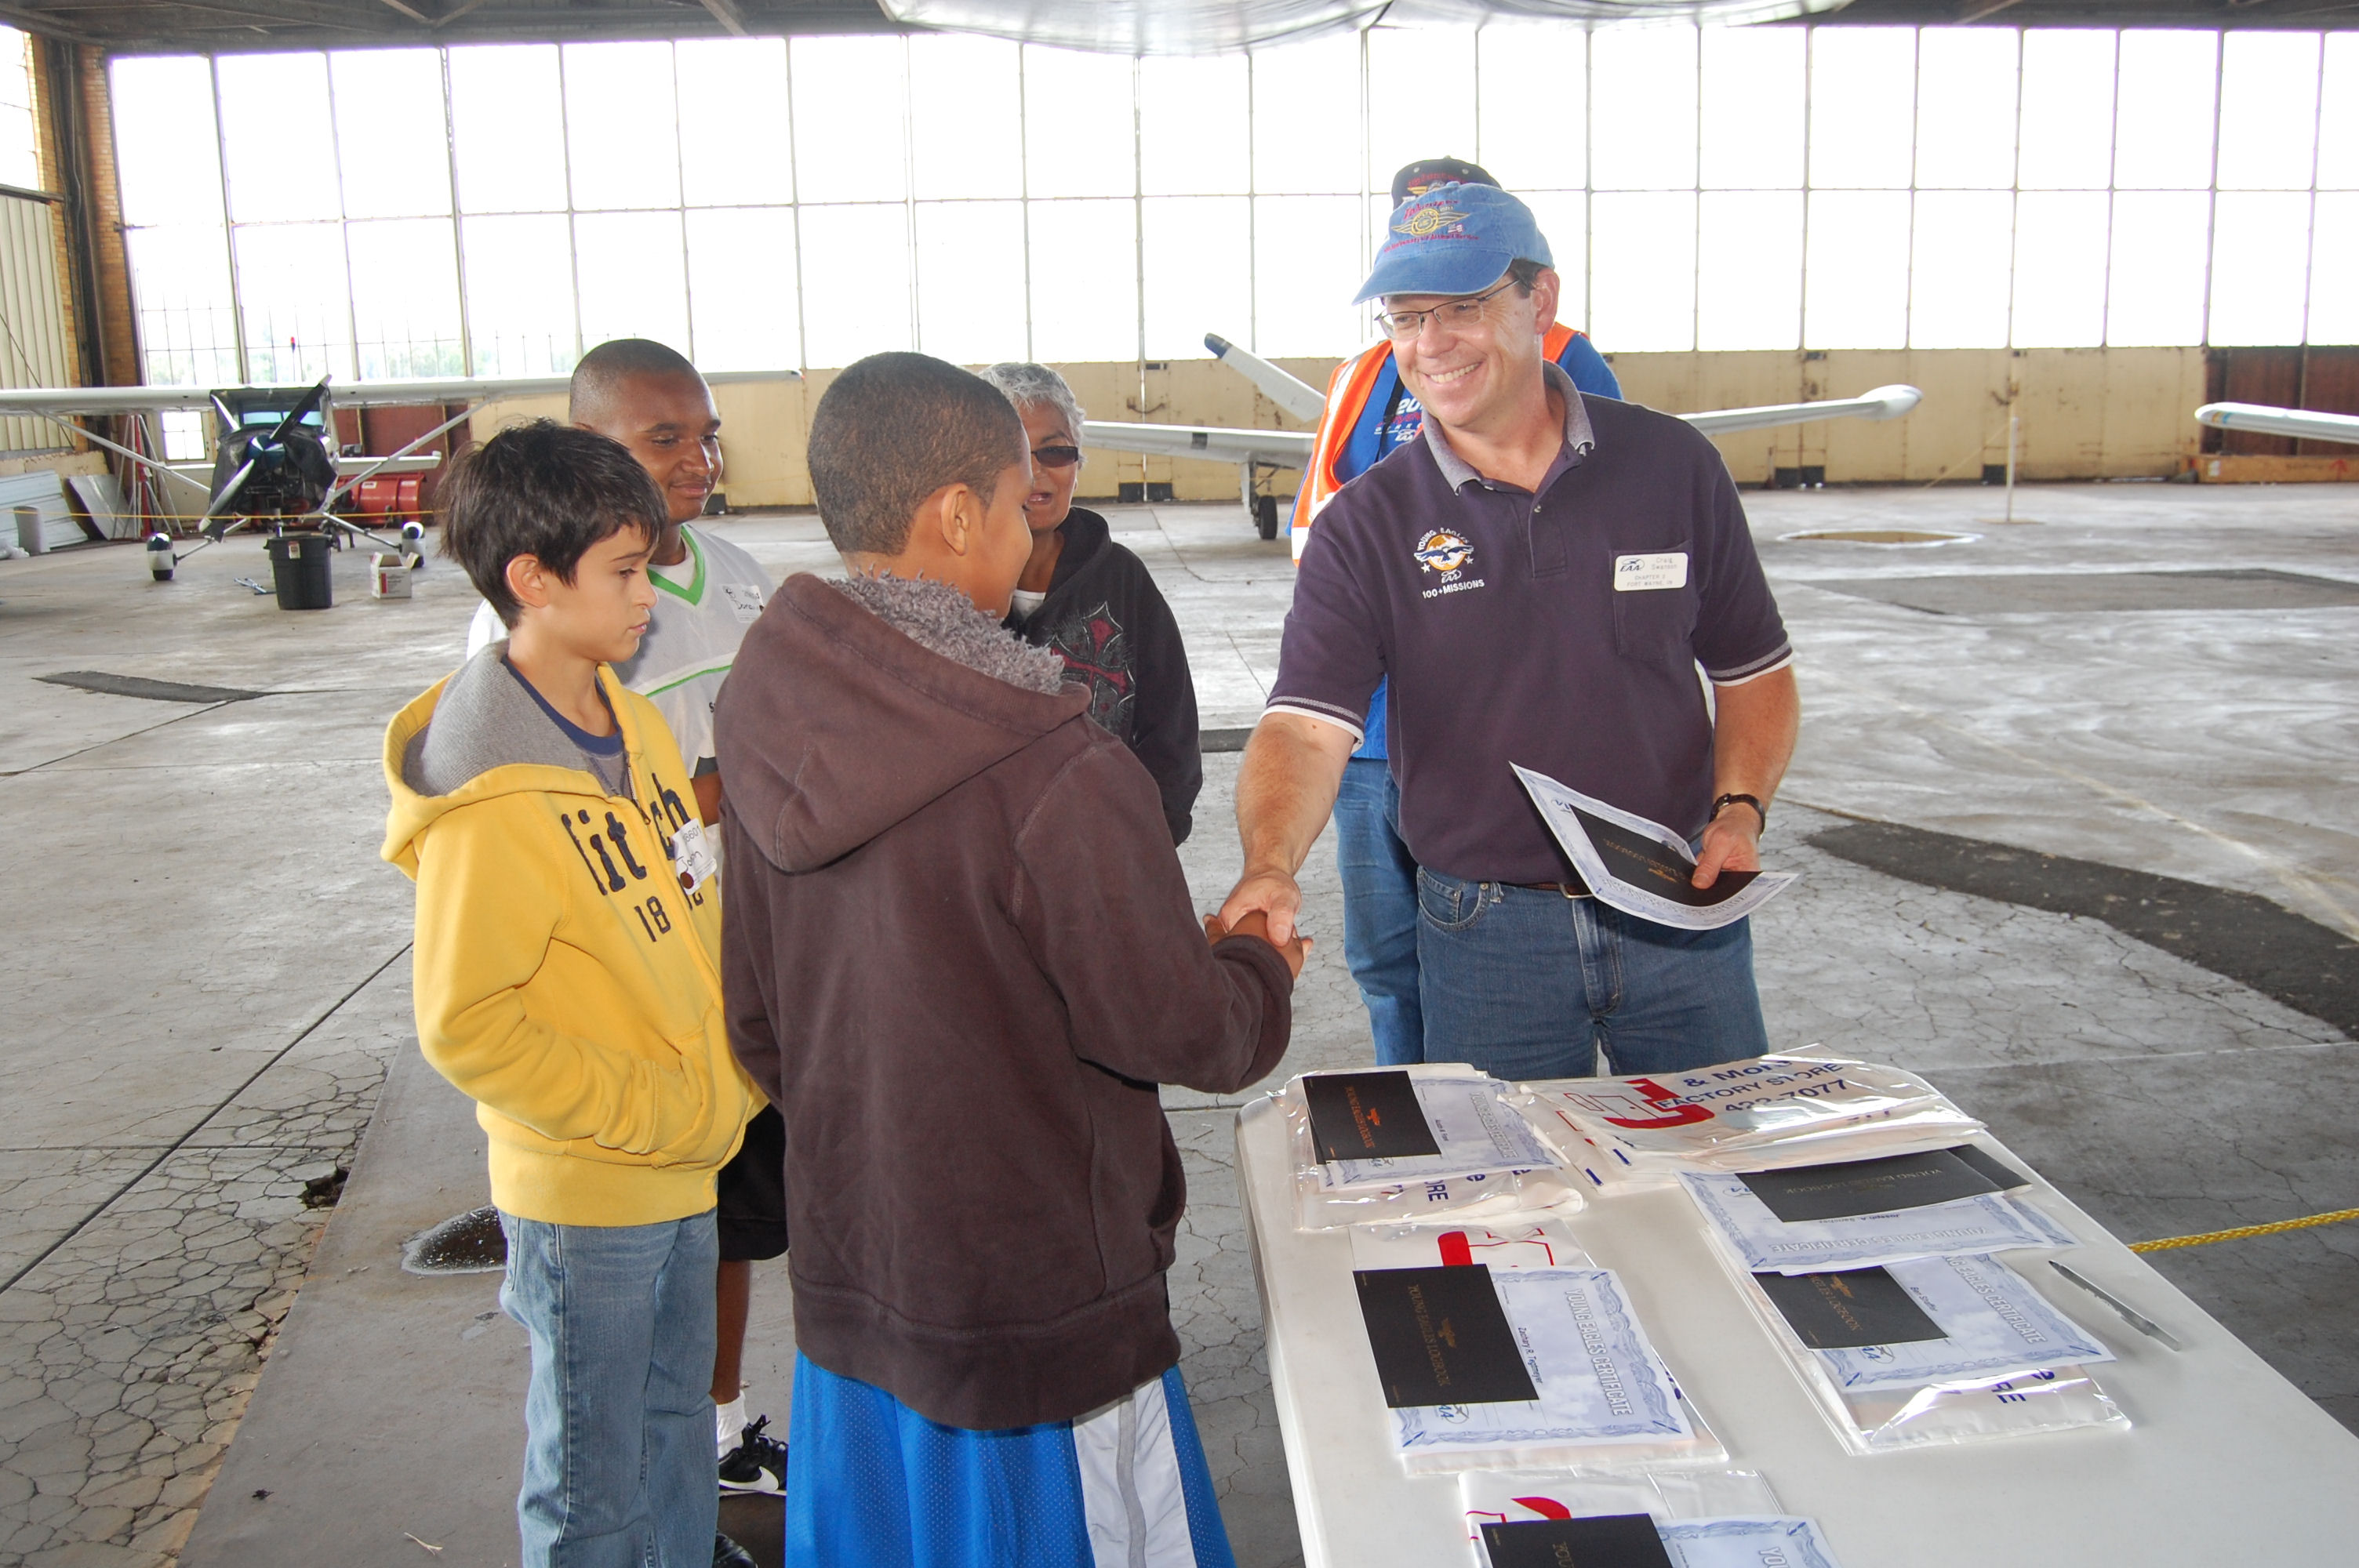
1391, 201, 1468, 239
1414, 528, 1474, 575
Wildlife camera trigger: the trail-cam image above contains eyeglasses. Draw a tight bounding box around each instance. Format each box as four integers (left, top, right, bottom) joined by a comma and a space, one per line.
1374, 279, 1517, 343
1030, 445, 1082, 469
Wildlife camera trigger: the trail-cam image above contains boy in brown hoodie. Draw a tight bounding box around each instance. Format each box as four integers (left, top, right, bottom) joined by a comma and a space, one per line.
715, 352, 1300, 1568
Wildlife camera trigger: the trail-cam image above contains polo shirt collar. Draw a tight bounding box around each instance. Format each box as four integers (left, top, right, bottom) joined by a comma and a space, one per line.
1420, 358, 1598, 492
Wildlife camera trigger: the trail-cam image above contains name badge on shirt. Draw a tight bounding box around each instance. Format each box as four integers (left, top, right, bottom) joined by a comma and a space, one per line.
669, 818, 718, 893
722, 583, 765, 625
1613, 551, 1689, 591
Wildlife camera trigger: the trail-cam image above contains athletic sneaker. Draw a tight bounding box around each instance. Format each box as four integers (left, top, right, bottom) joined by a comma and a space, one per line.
713, 1532, 756, 1568
718, 1414, 789, 1496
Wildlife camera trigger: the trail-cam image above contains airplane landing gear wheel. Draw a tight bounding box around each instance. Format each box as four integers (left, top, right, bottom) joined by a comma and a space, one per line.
1254, 494, 1279, 541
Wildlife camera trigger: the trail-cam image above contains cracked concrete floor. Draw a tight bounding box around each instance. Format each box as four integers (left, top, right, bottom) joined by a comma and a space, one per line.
2, 485, 2354, 1566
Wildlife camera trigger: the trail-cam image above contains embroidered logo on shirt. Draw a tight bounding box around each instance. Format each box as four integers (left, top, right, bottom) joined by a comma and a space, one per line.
1413, 529, 1475, 575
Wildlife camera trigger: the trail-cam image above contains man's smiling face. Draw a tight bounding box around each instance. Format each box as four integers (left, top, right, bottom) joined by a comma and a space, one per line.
1389, 267, 1561, 437
583, 370, 723, 527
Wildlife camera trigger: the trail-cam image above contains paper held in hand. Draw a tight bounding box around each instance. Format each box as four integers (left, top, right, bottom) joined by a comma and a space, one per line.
1511, 765, 1796, 932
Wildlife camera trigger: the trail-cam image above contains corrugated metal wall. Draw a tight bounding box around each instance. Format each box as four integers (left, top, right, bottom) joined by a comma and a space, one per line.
0, 191, 70, 456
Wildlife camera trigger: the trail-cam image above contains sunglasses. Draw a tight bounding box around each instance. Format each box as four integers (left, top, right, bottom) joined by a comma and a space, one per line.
1030, 445, 1083, 469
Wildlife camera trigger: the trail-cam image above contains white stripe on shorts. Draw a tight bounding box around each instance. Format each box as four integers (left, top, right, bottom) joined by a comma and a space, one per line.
1072, 1374, 1199, 1568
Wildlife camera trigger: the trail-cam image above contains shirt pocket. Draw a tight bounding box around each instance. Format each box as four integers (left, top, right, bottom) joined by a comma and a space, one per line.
1609, 540, 1697, 666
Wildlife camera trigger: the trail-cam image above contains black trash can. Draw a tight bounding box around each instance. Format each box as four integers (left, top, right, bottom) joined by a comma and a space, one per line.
266, 534, 333, 611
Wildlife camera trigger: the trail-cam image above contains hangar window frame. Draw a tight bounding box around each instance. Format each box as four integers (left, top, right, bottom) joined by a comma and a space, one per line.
106, 22, 2359, 387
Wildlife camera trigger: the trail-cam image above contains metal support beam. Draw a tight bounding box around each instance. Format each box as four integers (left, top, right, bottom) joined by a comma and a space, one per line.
700, 0, 749, 34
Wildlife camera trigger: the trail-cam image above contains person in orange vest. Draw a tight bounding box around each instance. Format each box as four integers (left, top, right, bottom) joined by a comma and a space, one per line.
1306, 158, 1623, 1069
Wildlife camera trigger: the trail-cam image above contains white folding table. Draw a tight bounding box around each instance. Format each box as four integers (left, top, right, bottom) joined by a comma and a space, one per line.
1234, 1094, 2359, 1566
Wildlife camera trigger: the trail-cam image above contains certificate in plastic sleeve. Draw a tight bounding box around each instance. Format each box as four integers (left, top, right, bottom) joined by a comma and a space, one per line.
1680, 1171, 2066, 1272
1314, 1072, 1557, 1190
1792, 1254, 2117, 1392
1389, 1268, 1695, 1456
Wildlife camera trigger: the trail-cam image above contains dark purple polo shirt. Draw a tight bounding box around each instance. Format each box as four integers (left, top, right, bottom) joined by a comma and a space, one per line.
1267, 361, 1791, 886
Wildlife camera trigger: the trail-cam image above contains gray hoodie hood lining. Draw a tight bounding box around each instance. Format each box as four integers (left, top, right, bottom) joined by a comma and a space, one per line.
402, 642, 627, 799
830, 574, 1069, 698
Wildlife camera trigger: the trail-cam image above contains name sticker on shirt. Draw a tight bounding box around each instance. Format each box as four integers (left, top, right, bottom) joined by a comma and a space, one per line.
1613, 551, 1689, 592
722, 583, 766, 626
669, 818, 718, 893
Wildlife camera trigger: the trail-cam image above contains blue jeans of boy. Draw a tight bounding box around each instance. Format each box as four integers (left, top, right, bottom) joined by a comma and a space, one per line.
1334, 757, 1423, 1065
500, 1209, 719, 1568
1415, 870, 1770, 1083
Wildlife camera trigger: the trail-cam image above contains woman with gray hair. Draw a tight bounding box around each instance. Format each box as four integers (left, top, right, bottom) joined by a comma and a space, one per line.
980, 361, 1201, 845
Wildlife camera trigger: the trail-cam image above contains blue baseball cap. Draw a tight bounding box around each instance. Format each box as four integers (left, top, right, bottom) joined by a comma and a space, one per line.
1353, 182, 1553, 304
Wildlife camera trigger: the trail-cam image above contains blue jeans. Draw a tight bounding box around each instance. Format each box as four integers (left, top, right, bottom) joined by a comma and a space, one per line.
1415, 870, 1769, 1082
500, 1209, 719, 1568
1334, 757, 1423, 1065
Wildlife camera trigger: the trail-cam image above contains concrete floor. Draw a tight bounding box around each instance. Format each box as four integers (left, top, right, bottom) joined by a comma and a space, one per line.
0, 481, 2353, 1566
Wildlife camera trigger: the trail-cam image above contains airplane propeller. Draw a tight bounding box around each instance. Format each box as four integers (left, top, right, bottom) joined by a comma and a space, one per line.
200, 457, 260, 540
261, 376, 332, 449
198, 378, 333, 540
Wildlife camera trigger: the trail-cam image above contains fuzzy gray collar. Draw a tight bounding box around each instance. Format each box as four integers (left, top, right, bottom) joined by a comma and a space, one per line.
830, 573, 1068, 696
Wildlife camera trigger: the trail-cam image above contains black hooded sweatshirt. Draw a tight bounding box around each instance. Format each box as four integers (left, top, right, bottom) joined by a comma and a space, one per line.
1004, 506, 1202, 845
716, 574, 1292, 1432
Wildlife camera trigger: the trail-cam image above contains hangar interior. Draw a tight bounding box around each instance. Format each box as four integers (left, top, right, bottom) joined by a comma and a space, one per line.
0, 0, 2354, 1565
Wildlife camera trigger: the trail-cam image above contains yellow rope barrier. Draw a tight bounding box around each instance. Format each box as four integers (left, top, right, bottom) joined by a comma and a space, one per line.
2129, 1207, 2359, 1254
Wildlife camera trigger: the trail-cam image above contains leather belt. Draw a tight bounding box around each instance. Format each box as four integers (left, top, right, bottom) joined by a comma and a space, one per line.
1507, 879, 1591, 898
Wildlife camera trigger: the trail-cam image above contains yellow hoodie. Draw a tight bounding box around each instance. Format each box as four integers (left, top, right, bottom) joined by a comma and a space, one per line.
381, 647, 761, 1226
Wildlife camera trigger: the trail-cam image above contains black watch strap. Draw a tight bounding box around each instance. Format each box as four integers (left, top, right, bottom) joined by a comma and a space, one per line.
1712, 793, 1766, 832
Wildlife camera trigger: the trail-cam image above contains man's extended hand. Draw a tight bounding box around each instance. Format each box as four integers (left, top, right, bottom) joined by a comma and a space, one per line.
1204, 907, 1310, 979
1217, 866, 1307, 949
1690, 804, 1762, 889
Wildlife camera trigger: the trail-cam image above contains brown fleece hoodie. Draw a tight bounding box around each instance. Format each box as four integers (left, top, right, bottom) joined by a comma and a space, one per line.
715, 573, 1292, 1431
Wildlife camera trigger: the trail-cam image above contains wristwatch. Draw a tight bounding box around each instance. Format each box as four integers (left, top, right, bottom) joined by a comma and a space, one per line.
1711, 793, 1766, 832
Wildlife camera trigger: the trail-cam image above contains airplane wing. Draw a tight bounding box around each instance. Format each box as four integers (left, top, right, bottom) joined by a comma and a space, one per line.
1679, 384, 1921, 436
328, 368, 800, 406
1203, 334, 1327, 423
2194, 401, 2359, 448
0, 385, 216, 415
1081, 418, 1313, 468
0, 368, 801, 416
1079, 383, 1922, 470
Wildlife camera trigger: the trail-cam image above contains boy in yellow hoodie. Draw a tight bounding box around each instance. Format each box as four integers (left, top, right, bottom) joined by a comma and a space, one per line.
382, 420, 761, 1568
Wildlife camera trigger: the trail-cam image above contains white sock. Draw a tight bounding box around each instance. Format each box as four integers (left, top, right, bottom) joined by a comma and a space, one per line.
715, 1393, 747, 1454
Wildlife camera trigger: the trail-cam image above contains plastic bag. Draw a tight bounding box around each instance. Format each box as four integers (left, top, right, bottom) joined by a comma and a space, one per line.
1278, 1069, 1583, 1231
1459, 1466, 1783, 1530
1459, 1471, 1829, 1568
1518, 1048, 1984, 1192
1347, 1218, 1593, 1274
1705, 1232, 2131, 1455
1383, 1266, 1730, 1477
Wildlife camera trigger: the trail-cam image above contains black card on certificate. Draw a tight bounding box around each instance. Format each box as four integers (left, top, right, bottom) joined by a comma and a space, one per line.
1353, 1265, 1537, 1408
1303, 1069, 1440, 1163
1739, 1147, 2001, 1222
1755, 1265, 1946, 1349
1574, 808, 1760, 909
1947, 1143, 2032, 1192
1480, 1514, 1675, 1568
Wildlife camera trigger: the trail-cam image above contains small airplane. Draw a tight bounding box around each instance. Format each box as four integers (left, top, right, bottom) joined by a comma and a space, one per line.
2194, 401, 2359, 448
0, 370, 798, 583
1082, 332, 1925, 546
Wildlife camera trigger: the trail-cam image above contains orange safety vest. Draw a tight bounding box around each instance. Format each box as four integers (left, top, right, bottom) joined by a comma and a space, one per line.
1289, 323, 1580, 562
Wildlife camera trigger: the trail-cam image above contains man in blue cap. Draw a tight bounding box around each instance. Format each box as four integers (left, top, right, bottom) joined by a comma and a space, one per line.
1220, 181, 1801, 1082
1305, 158, 1623, 1073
